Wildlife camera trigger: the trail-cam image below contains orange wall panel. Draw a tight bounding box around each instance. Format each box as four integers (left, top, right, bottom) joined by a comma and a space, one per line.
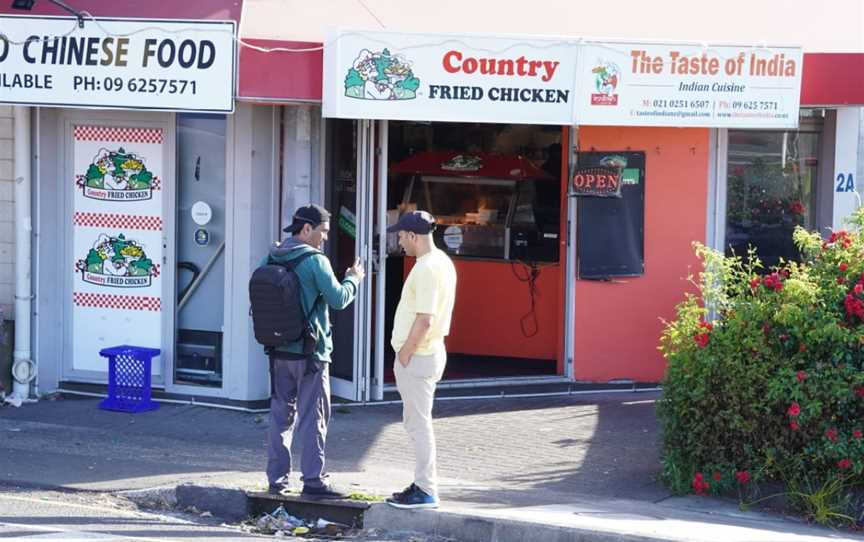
574, 126, 708, 382
407, 258, 561, 361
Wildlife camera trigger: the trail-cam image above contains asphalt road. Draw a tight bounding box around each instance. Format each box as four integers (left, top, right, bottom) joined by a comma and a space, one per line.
0, 488, 269, 541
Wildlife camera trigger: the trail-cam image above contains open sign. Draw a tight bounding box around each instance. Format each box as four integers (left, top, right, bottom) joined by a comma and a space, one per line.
572, 166, 622, 198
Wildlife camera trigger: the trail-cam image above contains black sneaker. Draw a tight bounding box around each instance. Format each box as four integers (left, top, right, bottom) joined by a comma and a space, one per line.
301, 483, 347, 500
267, 482, 292, 496
386, 485, 439, 509
392, 483, 416, 499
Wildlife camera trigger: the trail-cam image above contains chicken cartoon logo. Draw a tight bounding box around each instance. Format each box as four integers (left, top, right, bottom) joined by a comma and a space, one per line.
76, 233, 156, 288
441, 154, 483, 172
76, 148, 157, 201
344, 48, 420, 101
590, 61, 621, 106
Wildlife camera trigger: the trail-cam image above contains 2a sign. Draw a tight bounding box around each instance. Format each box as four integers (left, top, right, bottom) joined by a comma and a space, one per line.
572, 166, 622, 197
836, 173, 856, 193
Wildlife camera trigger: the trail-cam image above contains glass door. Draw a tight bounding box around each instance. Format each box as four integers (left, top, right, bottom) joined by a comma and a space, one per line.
326, 119, 375, 401
171, 114, 227, 390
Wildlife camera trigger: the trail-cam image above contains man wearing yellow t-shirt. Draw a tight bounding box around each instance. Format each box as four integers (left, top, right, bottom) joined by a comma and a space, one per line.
385, 211, 457, 510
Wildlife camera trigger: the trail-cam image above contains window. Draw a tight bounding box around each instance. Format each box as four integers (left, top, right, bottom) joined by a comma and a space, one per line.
726, 115, 823, 269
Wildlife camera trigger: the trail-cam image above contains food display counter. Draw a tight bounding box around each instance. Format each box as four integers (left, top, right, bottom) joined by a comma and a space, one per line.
388, 151, 560, 262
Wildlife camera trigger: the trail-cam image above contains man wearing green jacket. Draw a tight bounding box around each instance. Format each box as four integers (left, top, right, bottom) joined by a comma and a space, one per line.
263, 204, 365, 499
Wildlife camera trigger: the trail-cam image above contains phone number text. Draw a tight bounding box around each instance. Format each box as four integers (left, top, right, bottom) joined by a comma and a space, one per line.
72, 76, 198, 95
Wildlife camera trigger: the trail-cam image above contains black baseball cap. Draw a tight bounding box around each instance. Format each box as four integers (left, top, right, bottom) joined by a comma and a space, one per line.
284, 204, 331, 234
387, 210, 436, 234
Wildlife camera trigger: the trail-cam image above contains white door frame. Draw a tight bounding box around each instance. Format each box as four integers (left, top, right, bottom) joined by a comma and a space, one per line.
330, 119, 376, 401
564, 124, 578, 380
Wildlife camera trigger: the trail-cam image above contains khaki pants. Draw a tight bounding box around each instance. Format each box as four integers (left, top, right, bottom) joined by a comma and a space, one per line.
393, 348, 447, 498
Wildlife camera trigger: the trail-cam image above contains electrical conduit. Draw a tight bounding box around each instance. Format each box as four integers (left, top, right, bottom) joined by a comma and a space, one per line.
11, 106, 34, 403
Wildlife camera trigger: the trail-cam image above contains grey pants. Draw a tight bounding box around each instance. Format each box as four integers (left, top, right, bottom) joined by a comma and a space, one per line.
266, 357, 331, 488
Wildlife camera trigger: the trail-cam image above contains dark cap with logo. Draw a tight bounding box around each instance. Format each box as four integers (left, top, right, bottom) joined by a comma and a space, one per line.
387, 210, 436, 234
284, 204, 332, 234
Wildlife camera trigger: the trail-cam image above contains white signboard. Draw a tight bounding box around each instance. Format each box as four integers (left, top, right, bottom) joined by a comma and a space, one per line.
575, 41, 802, 128
323, 29, 577, 125
72, 125, 163, 374
833, 108, 861, 231
0, 16, 236, 112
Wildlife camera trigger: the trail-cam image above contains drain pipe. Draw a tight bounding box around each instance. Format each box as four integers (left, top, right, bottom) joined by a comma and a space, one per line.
11, 106, 34, 402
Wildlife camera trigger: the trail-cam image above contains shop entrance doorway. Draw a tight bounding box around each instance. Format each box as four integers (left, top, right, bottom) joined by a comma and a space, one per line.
327, 119, 568, 401
381, 121, 566, 385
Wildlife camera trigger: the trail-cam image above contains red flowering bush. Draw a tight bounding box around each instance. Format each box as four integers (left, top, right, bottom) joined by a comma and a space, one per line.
658, 209, 864, 525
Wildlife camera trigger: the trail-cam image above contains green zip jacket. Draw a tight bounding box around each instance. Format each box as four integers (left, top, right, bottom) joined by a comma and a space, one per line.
260, 238, 359, 362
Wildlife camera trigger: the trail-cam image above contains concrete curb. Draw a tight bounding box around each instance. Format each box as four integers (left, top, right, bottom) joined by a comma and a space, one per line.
117, 485, 178, 510
118, 484, 863, 542
120, 484, 249, 522
364, 504, 663, 542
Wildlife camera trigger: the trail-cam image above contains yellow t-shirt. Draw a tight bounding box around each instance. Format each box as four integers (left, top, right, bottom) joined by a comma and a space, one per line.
391, 248, 457, 356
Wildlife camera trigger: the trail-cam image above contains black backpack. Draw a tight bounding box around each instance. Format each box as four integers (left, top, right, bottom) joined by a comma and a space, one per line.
249, 251, 320, 350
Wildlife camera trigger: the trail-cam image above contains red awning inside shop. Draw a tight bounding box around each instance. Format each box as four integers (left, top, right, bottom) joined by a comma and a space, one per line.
390, 151, 553, 181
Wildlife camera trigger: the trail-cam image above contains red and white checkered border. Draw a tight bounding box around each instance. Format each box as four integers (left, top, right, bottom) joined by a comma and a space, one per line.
73, 292, 162, 312
74, 212, 163, 231
73, 126, 163, 145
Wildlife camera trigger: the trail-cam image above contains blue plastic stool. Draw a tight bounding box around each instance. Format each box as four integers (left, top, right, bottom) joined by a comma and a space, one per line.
98, 345, 161, 413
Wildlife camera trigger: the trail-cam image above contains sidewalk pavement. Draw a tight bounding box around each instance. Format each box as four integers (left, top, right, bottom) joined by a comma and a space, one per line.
1, 391, 862, 541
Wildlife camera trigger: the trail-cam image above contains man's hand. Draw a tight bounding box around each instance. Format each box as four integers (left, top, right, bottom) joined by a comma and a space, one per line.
347, 258, 366, 281
397, 349, 411, 367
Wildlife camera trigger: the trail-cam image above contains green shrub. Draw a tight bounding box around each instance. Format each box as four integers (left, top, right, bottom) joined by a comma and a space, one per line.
658, 209, 864, 526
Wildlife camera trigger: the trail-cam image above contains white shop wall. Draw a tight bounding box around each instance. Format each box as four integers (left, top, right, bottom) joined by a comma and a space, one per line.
34, 104, 282, 402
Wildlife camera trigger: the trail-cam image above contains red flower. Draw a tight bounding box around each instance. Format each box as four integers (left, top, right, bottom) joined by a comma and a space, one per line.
853, 430, 863, 440
790, 201, 805, 215
825, 427, 839, 442
826, 231, 854, 249
855, 387, 864, 397
844, 294, 864, 320
692, 472, 711, 496
855, 284, 864, 295
796, 370, 808, 382
790, 420, 800, 431
750, 278, 760, 290
838, 459, 852, 470
838, 276, 846, 285
787, 402, 801, 417
693, 320, 712, 348
736, 471, 750, 484
840, 263, 850, 272
763, 273, 786, 291
713, 471, 722, 482
798, 344, 807, 353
